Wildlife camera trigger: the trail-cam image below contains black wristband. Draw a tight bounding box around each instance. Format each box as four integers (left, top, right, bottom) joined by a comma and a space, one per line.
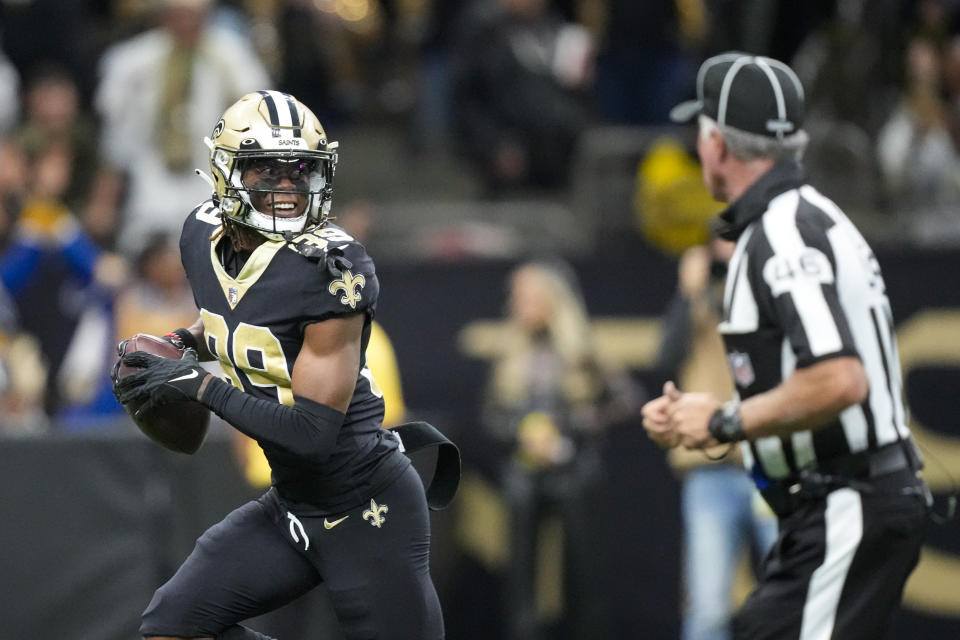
708, 401, 746, 443
165, 328, 199, 351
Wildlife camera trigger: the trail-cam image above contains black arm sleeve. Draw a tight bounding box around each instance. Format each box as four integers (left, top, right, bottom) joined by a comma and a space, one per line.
201, 378, 344, 462
655, 293, 693, 377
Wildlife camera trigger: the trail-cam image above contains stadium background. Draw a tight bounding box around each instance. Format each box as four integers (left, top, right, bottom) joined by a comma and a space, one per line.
1, 0, 960, 638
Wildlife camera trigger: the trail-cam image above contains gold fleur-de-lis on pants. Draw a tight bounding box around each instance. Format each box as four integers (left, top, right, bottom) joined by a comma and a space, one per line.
362, 499, 388, 528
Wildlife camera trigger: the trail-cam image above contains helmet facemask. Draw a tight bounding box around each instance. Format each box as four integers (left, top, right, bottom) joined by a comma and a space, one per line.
206, 91, 338, 242
215, 149, 335, 239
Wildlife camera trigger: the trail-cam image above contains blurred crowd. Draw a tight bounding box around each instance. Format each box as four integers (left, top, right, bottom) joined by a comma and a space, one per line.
0, 4, 958, 638
0, 0, 959, 433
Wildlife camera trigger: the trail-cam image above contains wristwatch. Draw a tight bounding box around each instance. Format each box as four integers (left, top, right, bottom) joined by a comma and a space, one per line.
708, 400, 746, 443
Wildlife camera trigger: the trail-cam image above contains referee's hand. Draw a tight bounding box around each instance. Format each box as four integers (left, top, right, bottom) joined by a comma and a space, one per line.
641, 381, 682, 448
668, 391, 722, 450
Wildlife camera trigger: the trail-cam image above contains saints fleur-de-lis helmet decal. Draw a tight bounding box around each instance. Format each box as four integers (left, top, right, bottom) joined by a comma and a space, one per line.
204, 90, 338, 241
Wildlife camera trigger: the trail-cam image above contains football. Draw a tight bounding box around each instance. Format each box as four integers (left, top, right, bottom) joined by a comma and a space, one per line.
115, 333, 210, 454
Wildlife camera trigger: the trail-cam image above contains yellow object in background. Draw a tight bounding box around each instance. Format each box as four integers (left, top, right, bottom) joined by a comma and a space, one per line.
239, 433, 272, 488
17, 198, 75, 241
366, 320, 406, 428
635, 137, 723, 256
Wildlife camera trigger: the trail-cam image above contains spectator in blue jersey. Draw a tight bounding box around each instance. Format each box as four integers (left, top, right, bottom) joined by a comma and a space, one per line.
642, 53, 930, 640
0, 113, 127, 425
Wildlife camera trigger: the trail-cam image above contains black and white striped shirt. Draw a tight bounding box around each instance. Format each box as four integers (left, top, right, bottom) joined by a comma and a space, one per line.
716, 162, 910, 481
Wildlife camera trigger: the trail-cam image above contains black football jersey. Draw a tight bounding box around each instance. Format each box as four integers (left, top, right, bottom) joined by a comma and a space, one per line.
180, 201, 408, 513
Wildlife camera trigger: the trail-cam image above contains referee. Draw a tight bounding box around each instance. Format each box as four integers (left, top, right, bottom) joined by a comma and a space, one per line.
642, 52, 930, 639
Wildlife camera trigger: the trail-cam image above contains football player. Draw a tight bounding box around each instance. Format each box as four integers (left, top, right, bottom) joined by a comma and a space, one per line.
115, 91, 445, 640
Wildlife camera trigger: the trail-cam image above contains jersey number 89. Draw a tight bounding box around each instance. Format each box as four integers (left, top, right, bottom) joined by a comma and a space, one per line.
200, 309, 294, 406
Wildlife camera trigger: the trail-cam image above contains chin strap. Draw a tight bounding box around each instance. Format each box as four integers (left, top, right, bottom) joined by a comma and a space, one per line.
194, 168, 216, 194
196, 137, 218, 197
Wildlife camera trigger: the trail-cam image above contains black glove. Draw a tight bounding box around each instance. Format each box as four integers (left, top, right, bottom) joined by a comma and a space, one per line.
162, 328, 199, 351
111, 338, 131, 387
114, 348, 208, 417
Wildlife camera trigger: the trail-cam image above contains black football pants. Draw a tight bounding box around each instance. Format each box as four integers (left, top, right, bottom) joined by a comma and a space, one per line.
734, 469, 928, 640
140, 465, 443, 639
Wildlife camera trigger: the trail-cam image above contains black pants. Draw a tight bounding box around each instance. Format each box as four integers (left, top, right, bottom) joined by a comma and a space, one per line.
501, 449, 610, 640
140, 465, 443, 639
734, 469, 928, 640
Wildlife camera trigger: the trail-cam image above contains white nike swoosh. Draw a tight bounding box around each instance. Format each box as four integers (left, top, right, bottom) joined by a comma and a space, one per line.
324, 515, 349, 530
168, 370, 199, 383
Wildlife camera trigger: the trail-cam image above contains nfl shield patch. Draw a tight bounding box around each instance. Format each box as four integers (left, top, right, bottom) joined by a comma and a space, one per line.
728, 351, 755, 388
228, 286, 239, 306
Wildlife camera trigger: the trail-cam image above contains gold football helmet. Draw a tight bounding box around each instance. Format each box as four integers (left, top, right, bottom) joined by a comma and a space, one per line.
206, 91, 338, 239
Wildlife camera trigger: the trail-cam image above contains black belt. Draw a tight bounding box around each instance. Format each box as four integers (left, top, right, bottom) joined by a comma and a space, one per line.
389, 421, 461, 511
815, 441, 920, 479
760, 442, 920, 518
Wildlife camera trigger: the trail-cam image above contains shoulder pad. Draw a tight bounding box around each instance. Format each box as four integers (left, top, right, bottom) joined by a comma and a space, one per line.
287, 226, 356, 257
194, 200, 221, 225
288, 226, 378, 315
181, 200, 221, 251
287, 226, 361, 278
